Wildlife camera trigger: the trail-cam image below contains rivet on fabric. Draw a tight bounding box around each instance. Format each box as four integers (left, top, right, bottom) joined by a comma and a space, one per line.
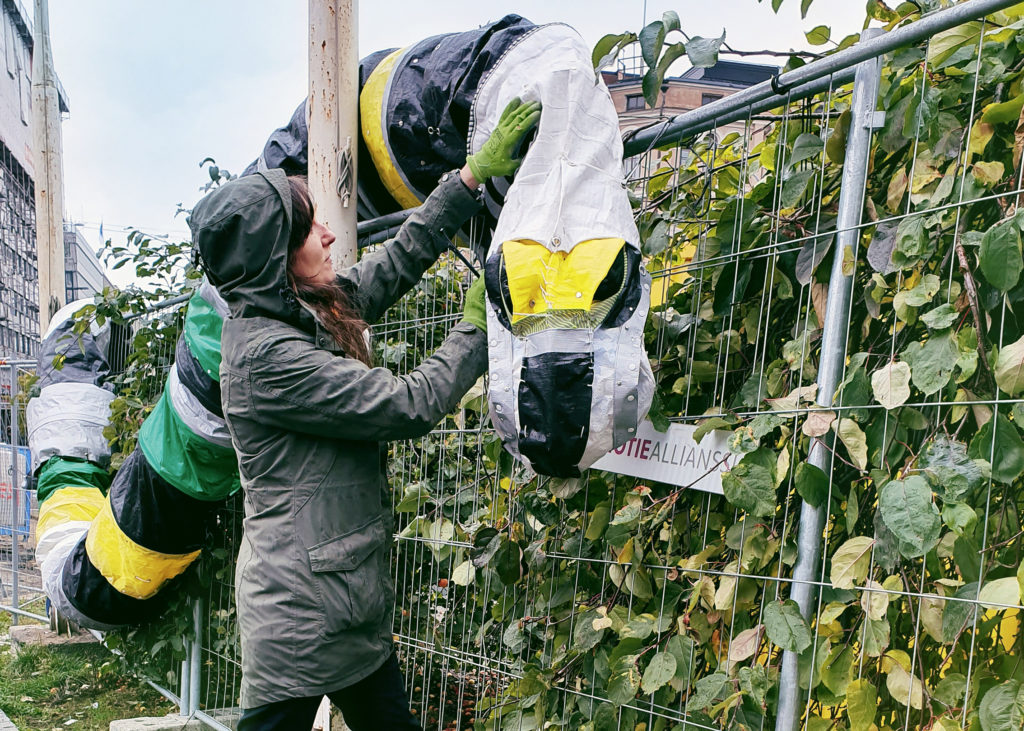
627, 395, 635, 402
575, 292, 582, 298
627, 427, 635, 433
552, 237, 560, 246
495, 404, 503, 413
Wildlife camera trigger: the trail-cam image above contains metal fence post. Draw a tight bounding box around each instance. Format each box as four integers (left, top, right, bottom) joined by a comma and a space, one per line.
774, 28, 883, 731
10, 363, 19, 627
190, 597, 203, 717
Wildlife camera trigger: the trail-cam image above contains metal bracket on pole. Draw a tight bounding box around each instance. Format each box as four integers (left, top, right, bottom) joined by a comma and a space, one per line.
337, 136, 354, 207
773, 27, 883, 731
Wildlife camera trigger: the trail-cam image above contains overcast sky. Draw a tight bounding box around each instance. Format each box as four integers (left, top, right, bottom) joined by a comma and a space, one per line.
48, 0, 865, 286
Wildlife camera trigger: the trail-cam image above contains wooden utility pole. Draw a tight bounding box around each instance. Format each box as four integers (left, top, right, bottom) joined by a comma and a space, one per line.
308, 0, 359, 269
31, 0, 65, 333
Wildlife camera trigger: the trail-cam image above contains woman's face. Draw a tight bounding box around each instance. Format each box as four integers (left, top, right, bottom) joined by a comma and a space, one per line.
291, 220, 336, 286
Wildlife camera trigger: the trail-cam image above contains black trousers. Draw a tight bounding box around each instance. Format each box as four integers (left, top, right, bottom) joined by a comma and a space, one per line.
237, 653, 420, 731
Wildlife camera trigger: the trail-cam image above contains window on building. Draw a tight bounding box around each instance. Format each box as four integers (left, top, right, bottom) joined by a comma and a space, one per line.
701, 93, 723, 106
625, 94, 646, 111
4, 18, 15, 78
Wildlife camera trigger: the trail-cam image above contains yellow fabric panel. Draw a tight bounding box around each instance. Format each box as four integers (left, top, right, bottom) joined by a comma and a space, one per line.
502, 238, 625, 323
85, 496, 200, 600
37, 487, 105, 543
359, 48, 422, 210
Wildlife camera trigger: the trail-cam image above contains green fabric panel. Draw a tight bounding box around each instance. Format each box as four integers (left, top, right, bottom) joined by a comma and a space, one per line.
137, 392, 240, 502
184, 293, 224, 382
36, 457, 112, 504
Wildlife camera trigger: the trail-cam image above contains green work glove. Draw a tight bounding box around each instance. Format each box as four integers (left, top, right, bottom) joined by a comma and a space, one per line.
461, 275, 487, 333
465, 97, 542, 183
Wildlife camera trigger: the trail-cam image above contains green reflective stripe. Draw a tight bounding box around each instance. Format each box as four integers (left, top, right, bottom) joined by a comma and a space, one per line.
138, 392, 240, 501
184, 292, 223, 382
36, 457, 113, 504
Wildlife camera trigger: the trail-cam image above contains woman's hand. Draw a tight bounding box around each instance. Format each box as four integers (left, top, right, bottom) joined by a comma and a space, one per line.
465, 97, 542, 184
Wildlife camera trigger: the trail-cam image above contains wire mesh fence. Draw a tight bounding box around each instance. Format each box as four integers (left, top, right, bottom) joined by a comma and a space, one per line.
5, 2, 1024, 730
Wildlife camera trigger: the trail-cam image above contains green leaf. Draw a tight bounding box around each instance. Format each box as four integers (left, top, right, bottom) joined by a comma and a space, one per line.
942, 582, 979, 643
871, 361, 912, 410
891, 216, 930, 267
969, 412, 1024, 483
639, 20, 666, 68
689, 672, 728, 709
585, 501, 611, 541
684, 31, 726, 68
640, 652, 677, 694
572, 610, 607, 652
835, 418, 869, 471
451, 560, 475, 586
395, 483, 431, 512
980, 217, 1022, 291
995, 333, 1024, 396
764, 600, 812, 653
592, 32, 637, 70
982, 93, 1024, 124
795, 461, 828, 508
846, 678, 877, 731
979, 680, 1024, 731
879, 476, 941, 558
978, 576, 1022, 610
920, 303, 960, 330
607, 657, 642, 705
665, 635, 696, 691
790, 133, 824, 165
722, 460, 776, 517
805, 25, 831, 45
780, 170, 814, 208
919, 436, 985, 502
901, 331, 959, 395
821, 644, 855, 696
495, 538, 523, 585
830, 536, 875, 589
800, 0, 813, 17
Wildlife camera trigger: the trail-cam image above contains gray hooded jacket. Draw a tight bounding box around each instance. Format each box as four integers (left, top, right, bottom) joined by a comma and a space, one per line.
191, 168, 486, 706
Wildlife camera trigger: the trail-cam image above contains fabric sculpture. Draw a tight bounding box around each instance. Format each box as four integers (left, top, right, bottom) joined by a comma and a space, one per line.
29, 14, 650, 629
32, 285, 235, 628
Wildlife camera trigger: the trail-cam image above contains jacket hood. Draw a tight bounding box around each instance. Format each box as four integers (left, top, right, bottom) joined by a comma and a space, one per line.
190, 169, 307, 325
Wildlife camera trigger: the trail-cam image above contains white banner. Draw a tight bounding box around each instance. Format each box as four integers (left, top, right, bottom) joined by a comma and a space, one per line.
591, 420, 734, 495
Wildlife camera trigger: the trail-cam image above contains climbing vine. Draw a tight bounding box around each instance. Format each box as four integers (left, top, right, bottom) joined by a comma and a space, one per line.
60, 3, 1024, 728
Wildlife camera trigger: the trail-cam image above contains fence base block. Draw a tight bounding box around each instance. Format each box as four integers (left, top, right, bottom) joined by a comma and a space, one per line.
109, 716, 204, 731
8, 624, 98, 654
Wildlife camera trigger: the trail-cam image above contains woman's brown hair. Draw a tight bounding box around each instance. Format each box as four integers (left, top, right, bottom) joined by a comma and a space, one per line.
286, 176, 373, 366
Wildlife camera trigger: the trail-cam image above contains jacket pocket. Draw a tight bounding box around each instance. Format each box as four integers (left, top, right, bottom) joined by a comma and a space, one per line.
306, 515, 387, 638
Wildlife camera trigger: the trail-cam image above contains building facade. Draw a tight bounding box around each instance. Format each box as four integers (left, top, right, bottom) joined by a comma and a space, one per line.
64, 224, 110, 303
0, 0, 70, 358
604, 56, 778, 183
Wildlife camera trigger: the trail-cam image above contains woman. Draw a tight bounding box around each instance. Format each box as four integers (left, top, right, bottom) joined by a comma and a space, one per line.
191, 98, 540, 730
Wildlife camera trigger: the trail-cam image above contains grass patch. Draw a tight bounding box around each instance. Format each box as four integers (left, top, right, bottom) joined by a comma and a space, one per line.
0, 623, 174, 730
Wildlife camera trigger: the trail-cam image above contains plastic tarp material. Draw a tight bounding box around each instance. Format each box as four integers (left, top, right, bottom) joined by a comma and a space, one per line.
137, 389, 240, 501
183, 292, 224, 382
35, 299, 112, 392
27, 382, 116, 470
85, 494, 201, 600
35, 456, 111, 504
477, 24, 653, 476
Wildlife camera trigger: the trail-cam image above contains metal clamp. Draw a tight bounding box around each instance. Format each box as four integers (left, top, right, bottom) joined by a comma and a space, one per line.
337, 136, 354, 208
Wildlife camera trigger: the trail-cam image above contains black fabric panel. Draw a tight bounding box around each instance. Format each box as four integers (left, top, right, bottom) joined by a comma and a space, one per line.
385, 15, 536, 200
109, 449, 215, 555
241, 49, 401, 223
600, 247, 644, 329
241, 101, 309, 178
517, 351, 593, 478
35, 318, 112, 392
62, 537, 166, 627
485, 250, 512, 332
175, 336, 222, 418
